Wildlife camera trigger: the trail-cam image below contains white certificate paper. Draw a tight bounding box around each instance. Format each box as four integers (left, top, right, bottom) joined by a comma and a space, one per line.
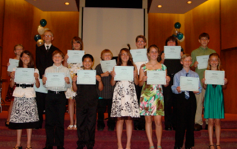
196, 55, 209, 69
100, 59, 116, 73
46, 73, 65, 88
77, 70, 96, 85
205, 70, 225, 85
114, 66, 134, 81
147, 71, 166, 85
180, 76, 199, 91
14, 68, 35, 84
7, 59, 19, 72
34, 79, 48, 93
130, 49, 148, 62
67, 50, 85, 63
164, 46, 181, 59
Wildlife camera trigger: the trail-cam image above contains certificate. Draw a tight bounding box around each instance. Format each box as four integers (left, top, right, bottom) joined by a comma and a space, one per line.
114, 66, 134, 81
34, 79, 48, 93
196, 55, 209, 69
14, 68, 35, 84
45, 73, 65, 88
77, 70, 96, 85
7, 59, 19, 72
130, 49, 148, 62
164, 46, 181, 59
147, 71, 166, 85
205, 70, 225, 85
67, 50, 84, 63
100, 59, 116, 73
180, 76, 199, 91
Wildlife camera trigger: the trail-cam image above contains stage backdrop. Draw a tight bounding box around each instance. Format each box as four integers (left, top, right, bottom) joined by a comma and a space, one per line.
82, 7, 145, 67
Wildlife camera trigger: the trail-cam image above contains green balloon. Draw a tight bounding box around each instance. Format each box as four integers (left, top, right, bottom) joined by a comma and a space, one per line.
177, 33, 183, 40
174, 22, 181, 29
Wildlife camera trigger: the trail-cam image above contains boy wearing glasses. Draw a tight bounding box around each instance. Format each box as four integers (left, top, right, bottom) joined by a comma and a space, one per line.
35, 30, 60, 129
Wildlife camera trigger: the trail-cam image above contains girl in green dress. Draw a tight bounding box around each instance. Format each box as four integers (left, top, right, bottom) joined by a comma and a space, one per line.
139, 45, 170, 149
202, 53, 228, 149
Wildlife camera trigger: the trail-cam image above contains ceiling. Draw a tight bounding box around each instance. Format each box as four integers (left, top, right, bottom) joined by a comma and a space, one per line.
25, 0, 208, 14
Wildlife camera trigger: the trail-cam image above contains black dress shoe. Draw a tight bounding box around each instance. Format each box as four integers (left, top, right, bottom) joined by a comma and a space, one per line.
174, 146, 181, 149
194, 124, 202, 131
165, 126, 172, 131
185, 147, 192, 149
57, 146, 64, 149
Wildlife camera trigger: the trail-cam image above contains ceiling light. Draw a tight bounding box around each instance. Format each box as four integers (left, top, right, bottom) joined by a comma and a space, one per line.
64, 2, 70, 5
187, 1, 192, 4
157, 5, 162, 8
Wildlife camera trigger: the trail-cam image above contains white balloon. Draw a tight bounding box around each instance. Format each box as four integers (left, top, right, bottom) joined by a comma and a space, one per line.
37, 25, 45, 35
179, 35, 185, 42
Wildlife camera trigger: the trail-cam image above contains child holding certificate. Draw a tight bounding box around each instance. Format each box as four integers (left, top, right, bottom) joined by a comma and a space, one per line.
139, 45, 170, 149
110, 48, 140, 149
72, 54, 103, 149
64, 36, 83, 130
9, 50, 40, 149
171, 54, 202, 149
191, 33, 216, 131
202, 53, 228, 149
5, 44, 24, 127
43, 50, 71, 149
95, 49, 115, 131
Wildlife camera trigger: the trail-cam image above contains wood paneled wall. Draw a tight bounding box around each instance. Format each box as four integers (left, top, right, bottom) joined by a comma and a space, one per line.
220, 0, 237, 49
184, 0, 221, 55
1, 0, 79, 101
148, 13, 185, 51
0, 0, 5, 77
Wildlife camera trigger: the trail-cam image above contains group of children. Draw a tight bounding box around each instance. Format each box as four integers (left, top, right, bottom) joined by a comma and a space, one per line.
5, 30, 227, 149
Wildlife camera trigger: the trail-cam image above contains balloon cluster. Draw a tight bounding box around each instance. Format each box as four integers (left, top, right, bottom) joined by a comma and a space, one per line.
34, 19, 49, 47
173, 22, 185, 42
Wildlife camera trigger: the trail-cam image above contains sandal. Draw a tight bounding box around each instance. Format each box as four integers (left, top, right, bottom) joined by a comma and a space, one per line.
67, 125, 74, 130
157, 146, 162, 148
73, 125, 77, 130
26, 147, 32, 149
149, 146, 154, 149
216, 145, 221, 149
209, 145, 215, 149
13, 146, 22, 149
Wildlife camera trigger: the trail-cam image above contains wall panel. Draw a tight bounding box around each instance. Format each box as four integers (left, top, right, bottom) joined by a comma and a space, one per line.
1, 0, 79, 101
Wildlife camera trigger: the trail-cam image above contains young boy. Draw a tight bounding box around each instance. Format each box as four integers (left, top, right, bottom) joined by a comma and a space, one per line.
42, 50, 71, 149
133, 35, 147, 130
72, 54, 103, 149
35, 30, 60, 128
191, 33, 216, 131
171, 54, 202, 149
95, 49, 115, 131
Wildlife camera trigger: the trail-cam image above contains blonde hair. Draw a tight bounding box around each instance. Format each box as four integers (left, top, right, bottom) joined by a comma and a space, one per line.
100, 49, 113, 60
207, 53, 222, 70
181, 54, 192, 62
44, 30, 54, 37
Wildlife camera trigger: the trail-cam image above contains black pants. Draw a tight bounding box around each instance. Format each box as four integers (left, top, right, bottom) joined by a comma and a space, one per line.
97, 98, 115, 127
174, 92, 196, 148
77, 104, 97, 148
45, 92, 66, 147
163, 74, 176, 128
36, 92, 46, 128
133, 85, 145, 129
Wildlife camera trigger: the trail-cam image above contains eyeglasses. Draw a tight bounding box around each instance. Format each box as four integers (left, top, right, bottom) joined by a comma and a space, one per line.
44, 35, 52, 37
137, 41, 144, 43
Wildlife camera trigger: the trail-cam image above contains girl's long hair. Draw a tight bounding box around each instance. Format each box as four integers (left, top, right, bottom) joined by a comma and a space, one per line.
18, 50, 34, 68
207, 53, 222, 70
116, 48, 134, 66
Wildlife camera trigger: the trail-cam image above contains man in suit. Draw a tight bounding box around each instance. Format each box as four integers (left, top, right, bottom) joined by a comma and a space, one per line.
35, 30, 59, 129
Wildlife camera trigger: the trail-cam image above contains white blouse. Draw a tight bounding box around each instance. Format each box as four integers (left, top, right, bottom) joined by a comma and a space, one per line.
12, 68, 39, 98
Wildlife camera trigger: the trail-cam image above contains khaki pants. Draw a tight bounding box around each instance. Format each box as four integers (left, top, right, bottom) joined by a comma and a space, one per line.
194, 88, 207, 125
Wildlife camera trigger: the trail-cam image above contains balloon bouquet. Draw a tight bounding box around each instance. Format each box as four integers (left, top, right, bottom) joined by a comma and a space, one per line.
173, 22, 185, 42
34, 19, 49, 47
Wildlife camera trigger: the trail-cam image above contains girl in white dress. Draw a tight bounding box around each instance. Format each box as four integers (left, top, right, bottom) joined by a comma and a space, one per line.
110, 48, 140, 149
64, 36, 83, 130
9, 50, 40, 149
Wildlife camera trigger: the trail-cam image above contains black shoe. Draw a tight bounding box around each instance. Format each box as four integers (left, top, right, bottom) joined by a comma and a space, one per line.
138, 125, 145, 131
205, 125, 208, 130
5, 121, 9, 127
165, 126, 172, 131
13, 146, 22, 149
108, 125, 115, 131
43, 146, 53, 149
174, 146, 181, 149
97, 125, 105, 131
57, 146, 64, 149
194, 124, 202, 131
185, 147, 192, 149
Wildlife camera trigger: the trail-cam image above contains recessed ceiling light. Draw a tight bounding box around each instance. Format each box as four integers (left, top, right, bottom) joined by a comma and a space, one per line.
187, 1, 192, 4
65, 2, 70, 5
157, 5, 162, 8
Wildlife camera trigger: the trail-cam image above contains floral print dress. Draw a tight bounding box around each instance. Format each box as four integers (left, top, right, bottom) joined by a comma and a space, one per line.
111, 81, 140, 118
140, 64, 166, 116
